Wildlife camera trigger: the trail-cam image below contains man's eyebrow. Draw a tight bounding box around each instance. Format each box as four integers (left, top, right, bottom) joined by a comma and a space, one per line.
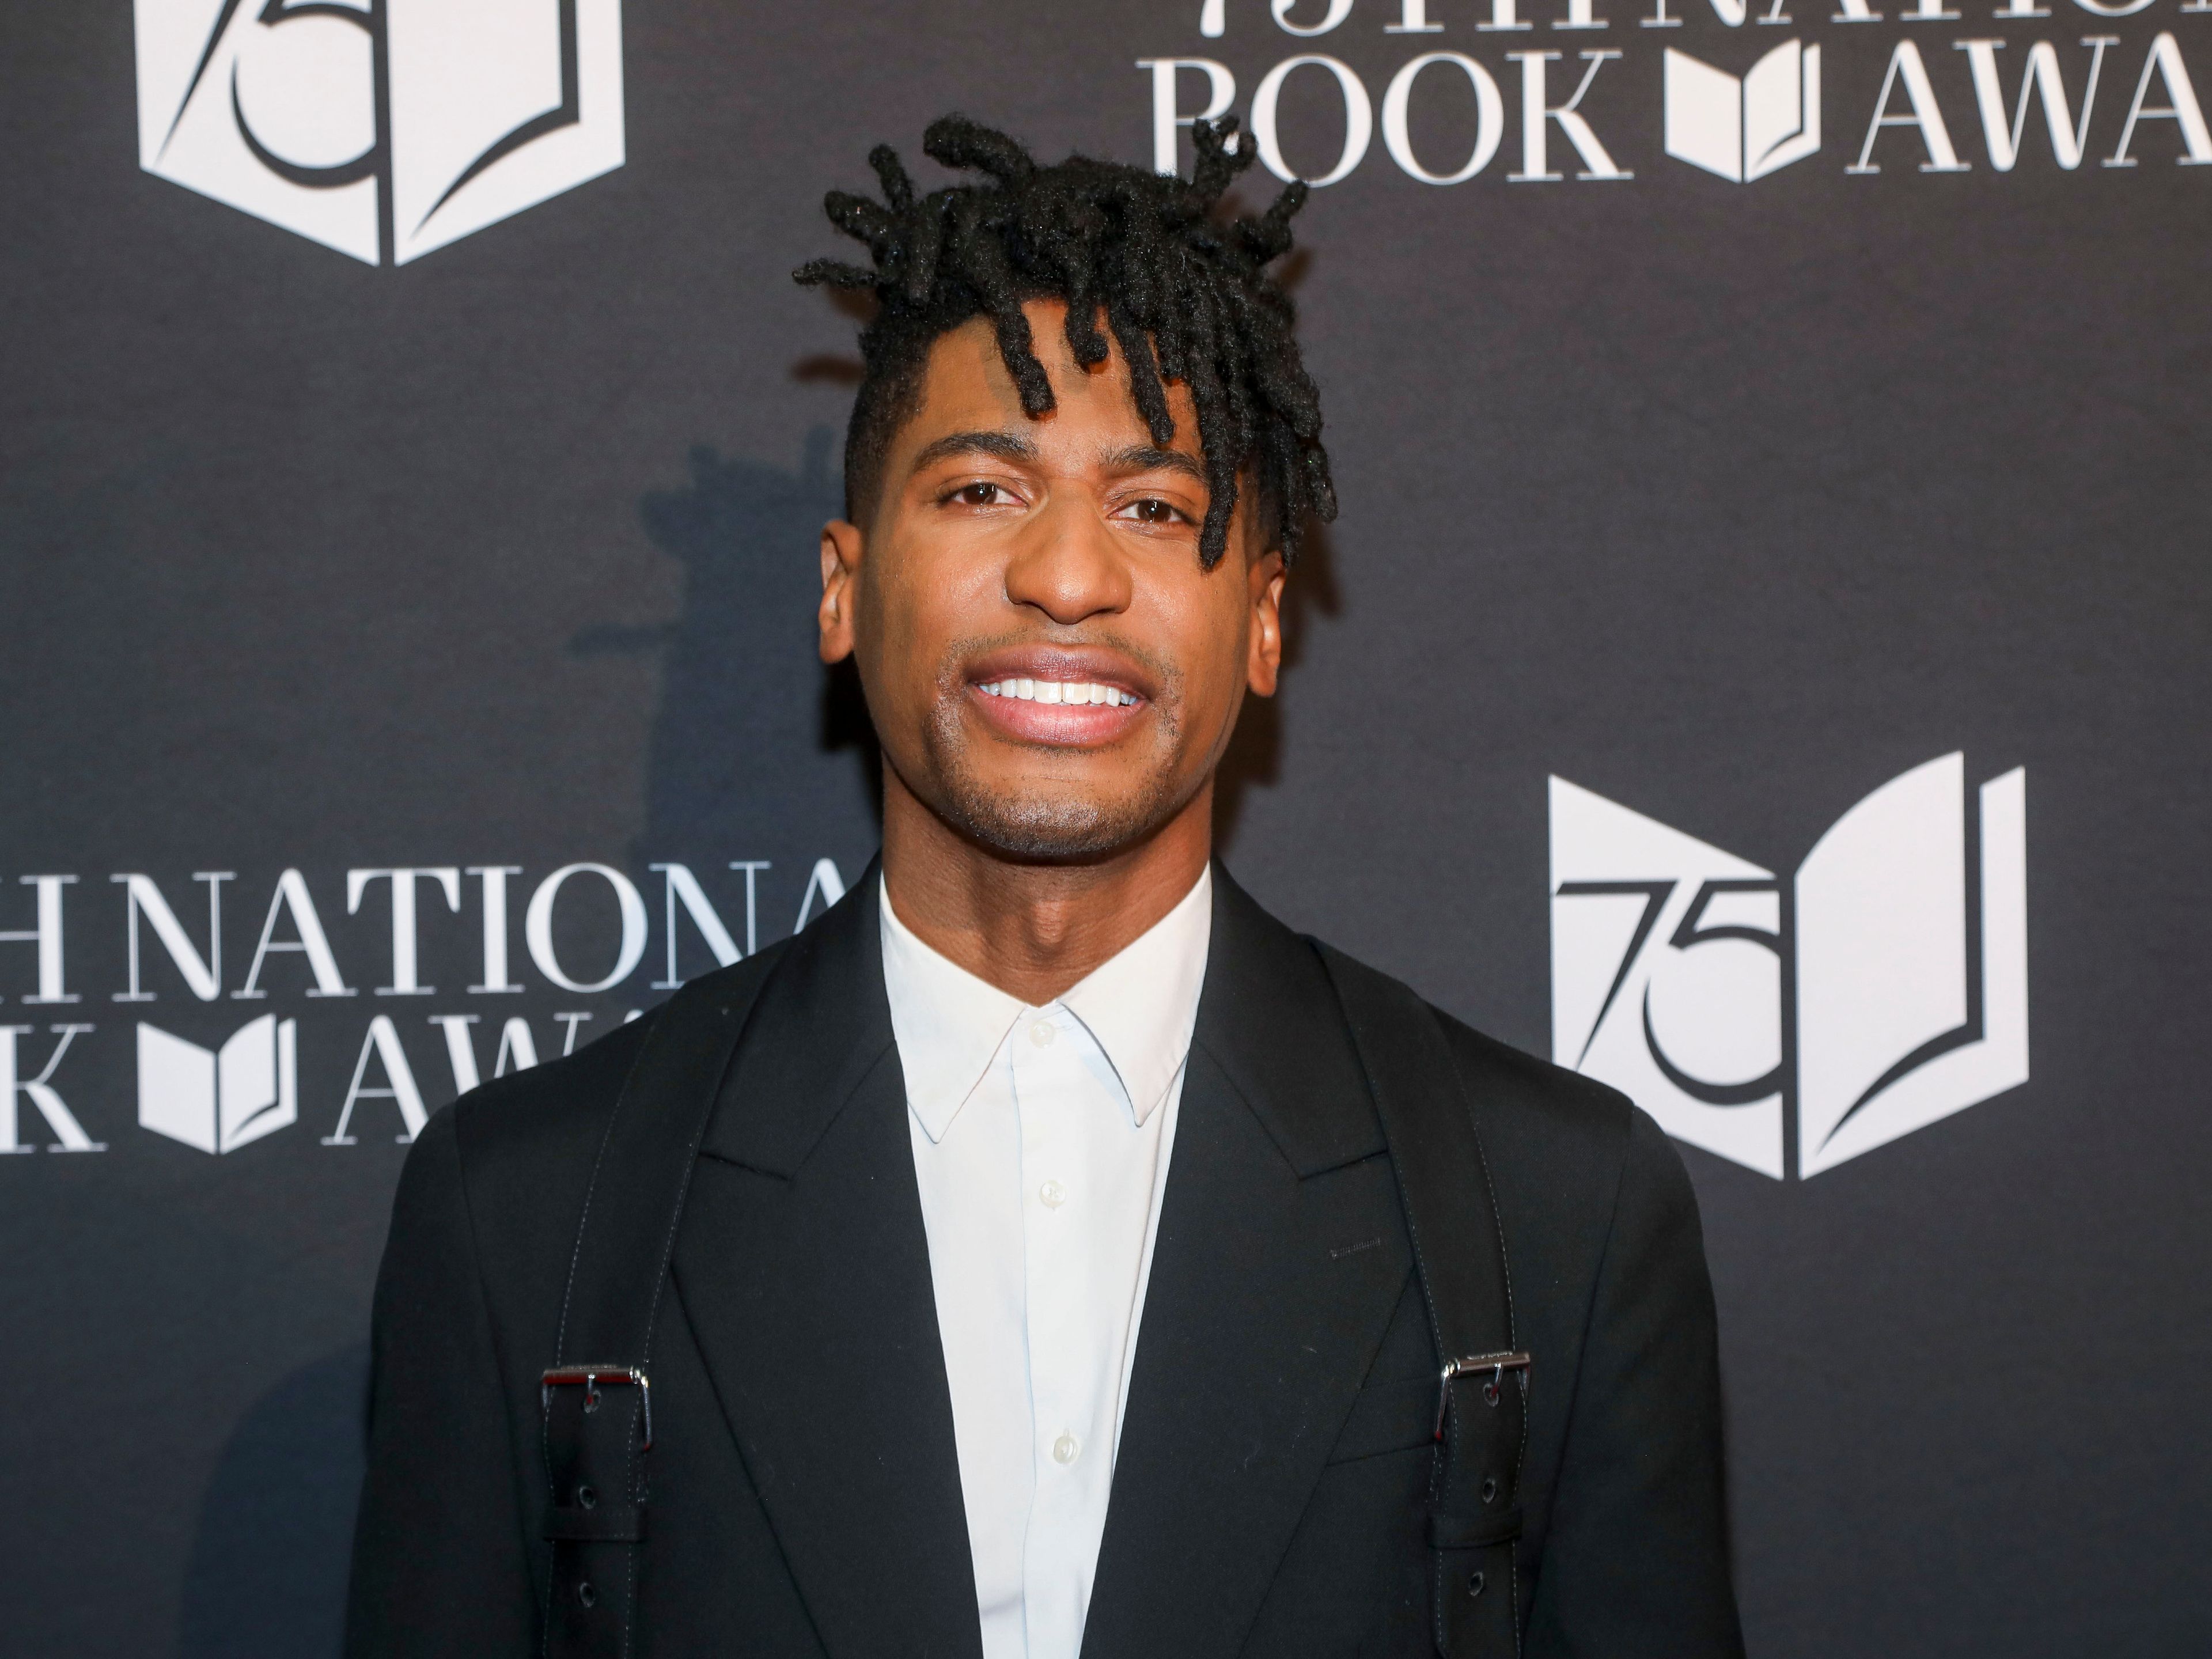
909, 430, 1040, 472
1099, 444, 1207, 486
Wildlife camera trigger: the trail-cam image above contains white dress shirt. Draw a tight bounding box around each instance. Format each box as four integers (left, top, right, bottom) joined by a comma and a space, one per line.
880, 868, 1213, 1659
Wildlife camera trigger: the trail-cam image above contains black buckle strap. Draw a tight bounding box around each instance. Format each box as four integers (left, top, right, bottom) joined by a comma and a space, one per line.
538, 967, 773, 1659
541, 1369, 654, 1546
1429, 1358, 1529, 1656
1433, 1352, 1532, 1441
543, 1367, 653, 1449
1313, 941, 1528, 1658
540, 1355, 654, 1653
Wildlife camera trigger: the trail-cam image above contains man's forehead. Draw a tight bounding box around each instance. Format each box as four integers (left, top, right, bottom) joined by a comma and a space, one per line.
909, 313, 1201, 460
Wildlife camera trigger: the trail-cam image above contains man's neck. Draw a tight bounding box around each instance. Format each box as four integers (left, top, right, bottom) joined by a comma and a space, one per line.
878, 772, 1213, 1007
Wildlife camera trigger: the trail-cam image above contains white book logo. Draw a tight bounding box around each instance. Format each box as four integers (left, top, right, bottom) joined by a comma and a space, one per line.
1550, 754, 2028, 1180
1664, 40, 1821, 182
138, 1014, 298, 1155
132, 0, 626, 266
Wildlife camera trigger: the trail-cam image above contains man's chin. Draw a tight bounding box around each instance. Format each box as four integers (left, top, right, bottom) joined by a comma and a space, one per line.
934, 777, 1176, 865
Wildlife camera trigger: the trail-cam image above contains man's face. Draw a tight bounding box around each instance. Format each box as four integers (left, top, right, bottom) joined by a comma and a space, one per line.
819, 298, 1285, 863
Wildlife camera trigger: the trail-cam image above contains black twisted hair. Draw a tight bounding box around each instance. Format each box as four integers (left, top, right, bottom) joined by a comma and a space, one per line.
796, 114, 1335, 570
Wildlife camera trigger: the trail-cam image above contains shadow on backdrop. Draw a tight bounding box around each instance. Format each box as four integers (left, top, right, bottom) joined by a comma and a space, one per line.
177, 1344, 368, 1659
579, 428, 881, 869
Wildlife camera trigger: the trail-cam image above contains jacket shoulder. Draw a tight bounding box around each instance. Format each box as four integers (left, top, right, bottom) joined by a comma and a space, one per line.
1427, 1002, 1695, 1231
1430, 1006, 1638, 1169
412, 944, 794, 1300
1418, 1000, 1703, 1361
450, 943, 792, 1168
448, 1003, 654, 1170
1301, 918, 1673, 1240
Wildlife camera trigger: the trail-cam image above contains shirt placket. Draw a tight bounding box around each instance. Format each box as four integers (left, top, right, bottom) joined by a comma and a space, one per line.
1012, 1002, 1111, 1657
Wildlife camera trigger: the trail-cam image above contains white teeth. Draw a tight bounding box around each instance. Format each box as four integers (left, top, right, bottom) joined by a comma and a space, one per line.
980, 679, 1138, 707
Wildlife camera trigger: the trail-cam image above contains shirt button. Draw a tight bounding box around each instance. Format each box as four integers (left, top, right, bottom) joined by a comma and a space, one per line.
1052, 1434, 1081, 1465
1029, 1020, 1056, 1047
1039, 1179, 1066, 1209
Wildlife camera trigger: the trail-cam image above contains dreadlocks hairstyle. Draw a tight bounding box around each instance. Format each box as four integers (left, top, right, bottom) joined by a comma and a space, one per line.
795, 114, 1335, 571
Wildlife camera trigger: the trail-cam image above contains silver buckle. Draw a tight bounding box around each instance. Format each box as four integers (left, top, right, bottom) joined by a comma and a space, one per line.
543, 1365, 653, 1450
1433, 1351, 1531, 1441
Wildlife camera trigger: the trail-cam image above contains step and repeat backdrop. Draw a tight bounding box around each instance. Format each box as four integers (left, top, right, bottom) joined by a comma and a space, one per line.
3, 2, 2206, 1653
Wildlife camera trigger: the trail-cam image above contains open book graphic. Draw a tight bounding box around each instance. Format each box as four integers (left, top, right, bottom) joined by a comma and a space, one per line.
1550, 754, 2027, 1180
1664, 40, 1821, 182
137, 1014, 298, 1155
137, 0, 624, 266
384, 0, 626, 265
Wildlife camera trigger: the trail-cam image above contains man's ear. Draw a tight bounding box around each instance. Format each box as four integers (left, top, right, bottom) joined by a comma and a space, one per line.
1246, 547, 1287, 698
819, 519, 865, 664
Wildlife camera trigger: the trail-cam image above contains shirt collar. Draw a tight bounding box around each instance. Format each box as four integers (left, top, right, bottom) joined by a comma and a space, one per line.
879, 866, 1214, 1145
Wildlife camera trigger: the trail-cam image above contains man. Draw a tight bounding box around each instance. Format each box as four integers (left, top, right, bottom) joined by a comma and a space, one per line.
345, 116, 1742, 1658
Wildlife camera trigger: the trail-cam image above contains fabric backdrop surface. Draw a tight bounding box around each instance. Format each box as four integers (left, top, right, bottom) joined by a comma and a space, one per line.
2, 2, 2207, 1654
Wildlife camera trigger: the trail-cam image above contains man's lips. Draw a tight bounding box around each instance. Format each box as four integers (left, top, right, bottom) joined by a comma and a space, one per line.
961, 650, 1151, 747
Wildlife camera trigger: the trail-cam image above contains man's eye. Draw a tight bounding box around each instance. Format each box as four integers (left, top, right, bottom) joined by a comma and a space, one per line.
953, 482, 1009, 507
1127, 498, 1180, 525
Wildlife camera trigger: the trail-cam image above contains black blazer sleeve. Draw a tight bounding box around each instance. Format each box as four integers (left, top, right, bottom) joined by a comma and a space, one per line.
1523, 1107, 1744, 1658
344, 1104, 537, 1657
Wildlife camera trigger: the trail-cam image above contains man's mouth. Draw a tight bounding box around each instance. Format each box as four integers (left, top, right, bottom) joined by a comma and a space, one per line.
961, 652, 1153, 747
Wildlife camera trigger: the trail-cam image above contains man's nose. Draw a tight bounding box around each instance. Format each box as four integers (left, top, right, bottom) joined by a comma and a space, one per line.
1002, 497, 1134, 626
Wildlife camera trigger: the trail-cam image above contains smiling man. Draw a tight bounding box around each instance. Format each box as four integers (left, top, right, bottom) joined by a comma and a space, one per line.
344, 118, 1743, 1659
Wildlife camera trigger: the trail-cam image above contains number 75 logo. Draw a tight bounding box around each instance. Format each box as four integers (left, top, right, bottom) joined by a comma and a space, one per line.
1548, 754, 2028, 1180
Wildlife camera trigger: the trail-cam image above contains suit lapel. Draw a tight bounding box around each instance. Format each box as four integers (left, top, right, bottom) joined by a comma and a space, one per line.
671, 870, 984, 1659
1080, 868, 1413, 1659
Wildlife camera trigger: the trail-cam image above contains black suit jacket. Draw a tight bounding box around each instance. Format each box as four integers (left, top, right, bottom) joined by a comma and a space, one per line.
345, 866, 1742, 1658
